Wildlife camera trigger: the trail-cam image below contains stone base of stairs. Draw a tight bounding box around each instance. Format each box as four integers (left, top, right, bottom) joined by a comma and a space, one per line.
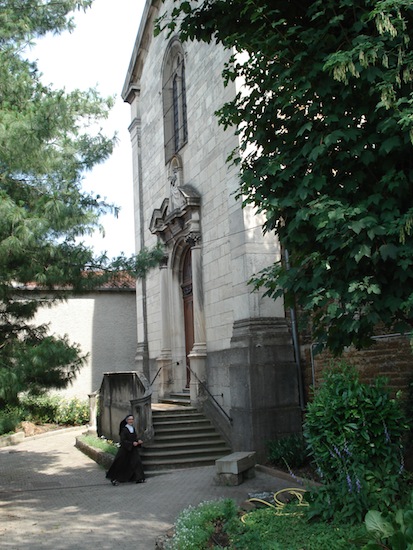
141, 398, 231, 475
75, 394, 232, 478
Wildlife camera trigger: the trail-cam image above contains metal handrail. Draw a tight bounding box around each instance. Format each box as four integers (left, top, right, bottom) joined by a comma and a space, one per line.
150, 365, 164, 386
186, 362, 233, 424
149, 358, 233, 424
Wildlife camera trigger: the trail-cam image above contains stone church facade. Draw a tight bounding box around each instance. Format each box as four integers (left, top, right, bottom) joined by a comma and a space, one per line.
121, 0, 302, 458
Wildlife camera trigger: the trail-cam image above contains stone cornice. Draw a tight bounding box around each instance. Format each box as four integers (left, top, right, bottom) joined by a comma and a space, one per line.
122, 0, 161, 103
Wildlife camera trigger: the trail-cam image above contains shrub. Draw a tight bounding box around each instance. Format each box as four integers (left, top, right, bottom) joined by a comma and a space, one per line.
19, 394, 89, 426
403, 378, 413, 447
267, 433, 309, 469
0, 407, 22, 436
167, 499, 237, 550
304, 364, 408, 523
362, 491, 413, 549
19, 394, 60, 423
167, 499, 366, 549
54, 397, 89, 425
238, 508, 366, 550
0, 395, 88, 436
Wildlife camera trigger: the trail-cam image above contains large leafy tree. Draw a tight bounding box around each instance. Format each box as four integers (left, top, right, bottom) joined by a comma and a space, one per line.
157, 0, 413, 353
0, 0, 162, 406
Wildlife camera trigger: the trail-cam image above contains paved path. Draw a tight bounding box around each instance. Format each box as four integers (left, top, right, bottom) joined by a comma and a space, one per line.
0, 428, 297, 549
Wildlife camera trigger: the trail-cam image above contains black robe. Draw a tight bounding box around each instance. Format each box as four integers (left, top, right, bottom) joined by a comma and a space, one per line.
106, 426, 145, 483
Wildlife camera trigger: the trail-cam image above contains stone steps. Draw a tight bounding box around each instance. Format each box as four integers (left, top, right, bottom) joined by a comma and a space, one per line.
141, 398, 231, 475
157, 391, 191, 407
144, 441, 229, 454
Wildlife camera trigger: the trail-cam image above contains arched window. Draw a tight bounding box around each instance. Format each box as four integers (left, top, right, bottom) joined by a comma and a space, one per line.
162, 39, 188, 163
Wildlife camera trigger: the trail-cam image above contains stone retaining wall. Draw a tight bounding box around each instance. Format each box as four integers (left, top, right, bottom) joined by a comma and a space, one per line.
75, 437, 114, 470
0, 431, 25, 448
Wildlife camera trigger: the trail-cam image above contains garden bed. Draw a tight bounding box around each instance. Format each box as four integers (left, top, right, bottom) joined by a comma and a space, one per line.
75, 436, 114, 470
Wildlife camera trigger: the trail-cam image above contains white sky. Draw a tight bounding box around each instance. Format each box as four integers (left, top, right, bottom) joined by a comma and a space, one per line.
30, 0, 145, 257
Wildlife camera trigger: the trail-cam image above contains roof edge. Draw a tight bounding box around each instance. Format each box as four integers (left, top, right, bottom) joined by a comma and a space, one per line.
122, 0, 159, 103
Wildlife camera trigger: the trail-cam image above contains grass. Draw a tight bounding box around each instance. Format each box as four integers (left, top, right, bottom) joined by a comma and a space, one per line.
235, 508, 367, 549
166, 501, 368, 550
77, 434, 118, 456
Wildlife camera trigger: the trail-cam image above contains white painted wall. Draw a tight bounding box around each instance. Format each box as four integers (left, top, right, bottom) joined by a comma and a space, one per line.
29, 291, 137, 398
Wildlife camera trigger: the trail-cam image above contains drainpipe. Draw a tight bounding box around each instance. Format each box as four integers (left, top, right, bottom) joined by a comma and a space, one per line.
310, 342, 316, 389
284, 249, 305, 410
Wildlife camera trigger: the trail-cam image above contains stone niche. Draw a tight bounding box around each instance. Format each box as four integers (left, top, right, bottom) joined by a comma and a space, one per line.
97, 371, 153, 443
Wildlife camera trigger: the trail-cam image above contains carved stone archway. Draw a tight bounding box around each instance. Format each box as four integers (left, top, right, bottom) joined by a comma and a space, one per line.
149, 171, 206, 403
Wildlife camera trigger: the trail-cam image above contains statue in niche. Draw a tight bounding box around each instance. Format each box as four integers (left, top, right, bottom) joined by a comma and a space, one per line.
168, 166, 185, 211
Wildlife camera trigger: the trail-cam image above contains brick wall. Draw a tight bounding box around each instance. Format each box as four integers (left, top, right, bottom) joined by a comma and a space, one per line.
299, 334, 413, 402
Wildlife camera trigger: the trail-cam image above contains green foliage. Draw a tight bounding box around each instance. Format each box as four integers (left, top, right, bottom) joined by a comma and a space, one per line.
0, 1, 163, 407
362, 494, 413, 549
167, 499, 238, 550
19, 394, 89, 426
238, 508, 366, 550
0, 406, 22, 436
267, 433, 309, 469
0, 334, 87, 408
403, 379, 413, 439
167, 500, 366, 549
50, 397, 89, 425
304, 365, 408, 522
19, 394, 60, 424
157, 0, 413, 354
77, 434, 118, 456
0, 394, 89, 435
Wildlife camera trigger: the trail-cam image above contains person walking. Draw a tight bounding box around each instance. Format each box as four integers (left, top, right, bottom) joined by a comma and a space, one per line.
106, 414, 146, 486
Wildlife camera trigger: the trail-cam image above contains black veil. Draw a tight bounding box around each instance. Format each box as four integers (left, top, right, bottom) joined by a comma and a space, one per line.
119, 415, 133, 435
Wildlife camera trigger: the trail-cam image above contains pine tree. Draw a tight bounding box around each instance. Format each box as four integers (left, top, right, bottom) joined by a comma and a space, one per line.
0, 1, 162, 405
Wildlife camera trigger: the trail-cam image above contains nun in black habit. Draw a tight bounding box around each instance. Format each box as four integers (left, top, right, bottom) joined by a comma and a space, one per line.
106, 415, 146, 486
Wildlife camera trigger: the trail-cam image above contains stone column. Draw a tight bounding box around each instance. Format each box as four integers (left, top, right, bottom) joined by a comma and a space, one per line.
186, 233, 207, 404
156, 255, 173, 400
87, 392, 98, 435
129, 99, 149, 378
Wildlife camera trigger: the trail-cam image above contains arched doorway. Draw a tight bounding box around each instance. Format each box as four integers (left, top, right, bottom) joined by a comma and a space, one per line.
181, 248, 194, 387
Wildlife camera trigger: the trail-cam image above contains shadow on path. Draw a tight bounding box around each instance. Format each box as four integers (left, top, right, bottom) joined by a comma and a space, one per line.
0, 428, 298, 549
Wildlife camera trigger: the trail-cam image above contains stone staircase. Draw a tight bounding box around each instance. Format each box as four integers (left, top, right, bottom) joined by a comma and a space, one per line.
156, 391, 192, 407
140, 393, 231, 476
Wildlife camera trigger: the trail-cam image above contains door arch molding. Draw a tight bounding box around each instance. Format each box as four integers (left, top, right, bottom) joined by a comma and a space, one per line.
149, 182, 205, 398
181, 247, 194, 387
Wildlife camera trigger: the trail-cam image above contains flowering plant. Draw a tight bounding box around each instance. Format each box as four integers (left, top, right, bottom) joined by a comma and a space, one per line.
304, 364, 408, 523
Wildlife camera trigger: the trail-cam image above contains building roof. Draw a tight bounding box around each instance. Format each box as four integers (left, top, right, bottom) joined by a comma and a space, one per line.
122, 0, 156, 103
11, 272, 137, 292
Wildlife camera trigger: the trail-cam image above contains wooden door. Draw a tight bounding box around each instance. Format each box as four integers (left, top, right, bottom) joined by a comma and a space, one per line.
182, 248, 194, 387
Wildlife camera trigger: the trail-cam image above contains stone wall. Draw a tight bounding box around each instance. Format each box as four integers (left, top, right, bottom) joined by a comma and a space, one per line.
123, 0, 302, 457
23, 290, 137, 399
98, 371, 152, 442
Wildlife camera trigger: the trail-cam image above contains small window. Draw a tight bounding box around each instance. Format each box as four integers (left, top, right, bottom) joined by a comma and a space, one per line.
162, 39, 188, 163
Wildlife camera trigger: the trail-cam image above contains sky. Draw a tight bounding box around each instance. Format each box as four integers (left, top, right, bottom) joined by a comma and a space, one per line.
30, 0, 145, 257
